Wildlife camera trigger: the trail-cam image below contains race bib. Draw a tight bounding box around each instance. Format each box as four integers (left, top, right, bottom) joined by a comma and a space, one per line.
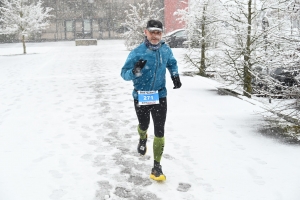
138, 91, 159, 105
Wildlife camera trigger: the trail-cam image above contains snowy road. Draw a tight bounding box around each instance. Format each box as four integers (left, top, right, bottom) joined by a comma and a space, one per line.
0, 40, 300, 200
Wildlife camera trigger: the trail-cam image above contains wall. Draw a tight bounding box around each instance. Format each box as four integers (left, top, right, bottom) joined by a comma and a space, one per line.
164, 0, 188, 33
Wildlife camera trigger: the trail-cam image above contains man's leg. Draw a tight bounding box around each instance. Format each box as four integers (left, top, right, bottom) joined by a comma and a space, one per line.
134, 100, 151, 155
152, 97, 167, 138
134, 100, 151, 134
150, 97, 167, 181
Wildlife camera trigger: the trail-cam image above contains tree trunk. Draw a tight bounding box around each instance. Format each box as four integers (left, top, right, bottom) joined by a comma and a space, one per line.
22, 35, 26, 54
199, 4, 207, 77
243, 0, 252, 98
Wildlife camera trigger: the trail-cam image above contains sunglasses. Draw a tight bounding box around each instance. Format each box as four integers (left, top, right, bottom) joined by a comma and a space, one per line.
148, 30, 162, 35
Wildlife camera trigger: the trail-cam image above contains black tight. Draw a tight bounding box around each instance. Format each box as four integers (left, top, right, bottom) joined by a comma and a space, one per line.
134, 97, 167, 138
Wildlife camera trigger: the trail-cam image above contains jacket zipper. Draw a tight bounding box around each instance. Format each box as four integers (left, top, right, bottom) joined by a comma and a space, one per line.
151, 50, 159, 91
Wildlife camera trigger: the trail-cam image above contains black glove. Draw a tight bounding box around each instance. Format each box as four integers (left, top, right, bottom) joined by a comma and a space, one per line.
171, 75, 182, 89
133, 59, 147, 75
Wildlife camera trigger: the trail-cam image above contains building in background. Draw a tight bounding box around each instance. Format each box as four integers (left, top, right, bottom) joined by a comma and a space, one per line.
164, 0, 188, 33
0, 0, 186, 42
39, 0, 150, 41
38, 0, 164, 41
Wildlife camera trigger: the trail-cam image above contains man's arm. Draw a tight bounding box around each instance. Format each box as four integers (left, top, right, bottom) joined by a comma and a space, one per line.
121, 51, 136, 81
166, 49, 182, 89
166, 49, 179, 77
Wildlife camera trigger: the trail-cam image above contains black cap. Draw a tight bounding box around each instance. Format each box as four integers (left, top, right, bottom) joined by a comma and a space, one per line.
146, 20, 163, 32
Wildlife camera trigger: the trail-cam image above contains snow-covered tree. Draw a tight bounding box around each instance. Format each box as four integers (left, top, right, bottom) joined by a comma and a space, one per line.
122, 0, 163, 50
214, 0, 300, 137
287, 0, 300, 36
213, 0, 262, 98
177, 0, 299, 136
0, 0, 53, 54
175, 0, 224, 77
256, 0, 300, 137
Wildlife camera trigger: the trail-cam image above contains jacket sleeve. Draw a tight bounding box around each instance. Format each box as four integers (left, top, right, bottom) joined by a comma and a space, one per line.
166, 48, 179, 77
121, 51, 136, 81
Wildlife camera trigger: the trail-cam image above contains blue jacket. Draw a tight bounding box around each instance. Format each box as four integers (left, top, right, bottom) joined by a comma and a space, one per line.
121, 41, 179, 100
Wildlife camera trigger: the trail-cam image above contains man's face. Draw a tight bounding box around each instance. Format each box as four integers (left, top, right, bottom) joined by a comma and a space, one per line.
144, 29, 162, 45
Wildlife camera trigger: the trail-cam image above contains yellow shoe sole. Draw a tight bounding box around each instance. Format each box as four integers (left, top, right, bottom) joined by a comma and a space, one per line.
150, 174, 166, 181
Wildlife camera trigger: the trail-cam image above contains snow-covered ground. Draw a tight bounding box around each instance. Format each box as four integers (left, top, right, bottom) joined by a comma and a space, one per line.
0, 40, 300, 200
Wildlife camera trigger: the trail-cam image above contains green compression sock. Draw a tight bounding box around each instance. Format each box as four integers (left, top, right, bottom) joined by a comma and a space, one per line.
153, 137, 165, 163
137, 125, 147, 139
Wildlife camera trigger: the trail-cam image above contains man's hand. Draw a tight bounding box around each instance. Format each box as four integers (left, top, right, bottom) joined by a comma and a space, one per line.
133, 59, 147, 76
171, 76, 182, 89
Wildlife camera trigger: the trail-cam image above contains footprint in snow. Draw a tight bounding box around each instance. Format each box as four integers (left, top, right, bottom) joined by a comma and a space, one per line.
49, 189, 67, 200
81, 154, 92, 161
114, 187, 132, 198
128, 174, 152, 186
163, 154, 175, 160
95, 181, 112, 200
177, 182, 192, 192
49, 170, 63, 179
229, 130, 241, 138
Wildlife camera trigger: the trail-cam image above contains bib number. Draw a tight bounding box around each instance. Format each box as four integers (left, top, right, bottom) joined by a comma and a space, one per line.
138, 91, 159, 105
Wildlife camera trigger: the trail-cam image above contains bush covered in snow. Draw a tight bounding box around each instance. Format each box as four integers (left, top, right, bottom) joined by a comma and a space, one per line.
122, 0, 163, 50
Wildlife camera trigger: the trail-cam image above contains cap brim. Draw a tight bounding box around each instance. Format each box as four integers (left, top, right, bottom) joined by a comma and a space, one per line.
147, 27, 163, 32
